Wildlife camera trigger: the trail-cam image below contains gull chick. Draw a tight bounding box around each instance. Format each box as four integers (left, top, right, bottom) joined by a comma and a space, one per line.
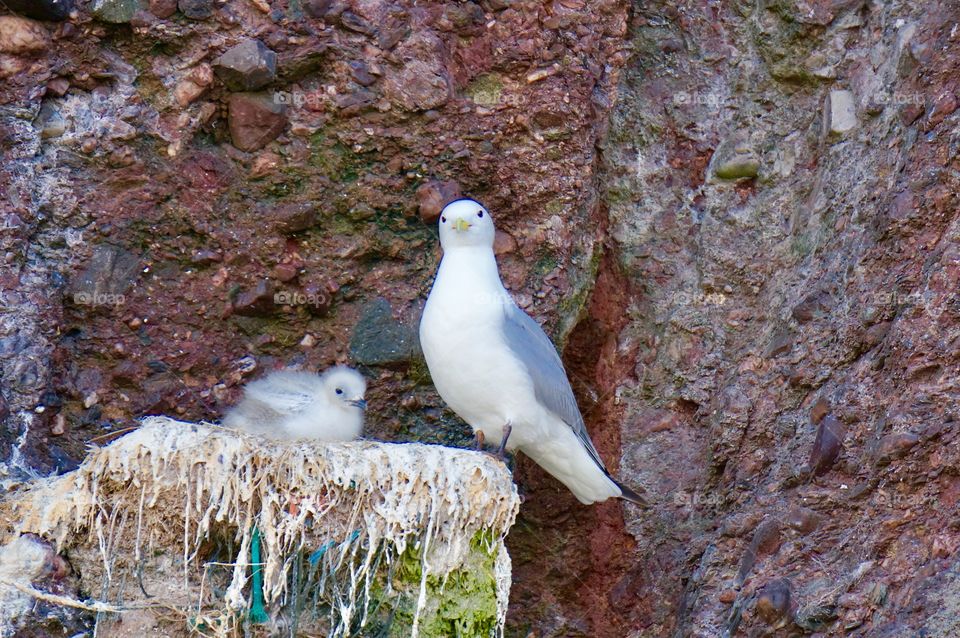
222, 366, 367, 441
419, 199, 644, 505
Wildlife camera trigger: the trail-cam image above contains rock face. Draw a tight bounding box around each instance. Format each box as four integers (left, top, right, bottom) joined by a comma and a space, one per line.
2, 0, 960, 635
594, 1, 960, 636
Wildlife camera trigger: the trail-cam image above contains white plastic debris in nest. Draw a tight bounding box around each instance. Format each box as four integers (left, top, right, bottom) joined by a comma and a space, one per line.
7, 417, 521, 637
0, 536, 54, 627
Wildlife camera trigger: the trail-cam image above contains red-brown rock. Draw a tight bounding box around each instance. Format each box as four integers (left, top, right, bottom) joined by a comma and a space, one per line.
228, 93, 287, 152
416, 179, 462, 223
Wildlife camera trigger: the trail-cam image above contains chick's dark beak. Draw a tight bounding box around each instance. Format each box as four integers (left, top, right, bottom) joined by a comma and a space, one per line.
349, 398, 367, 409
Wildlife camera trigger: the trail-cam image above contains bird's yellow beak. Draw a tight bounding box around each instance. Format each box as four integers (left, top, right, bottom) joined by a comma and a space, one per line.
454, 218, 472, 232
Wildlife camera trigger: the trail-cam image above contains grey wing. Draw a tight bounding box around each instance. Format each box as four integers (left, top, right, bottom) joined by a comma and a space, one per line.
243, 371, 318, 414
500, 304, 609, 471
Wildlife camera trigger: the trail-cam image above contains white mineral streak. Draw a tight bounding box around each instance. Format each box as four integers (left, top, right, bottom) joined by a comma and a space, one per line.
4, 417, 520, 637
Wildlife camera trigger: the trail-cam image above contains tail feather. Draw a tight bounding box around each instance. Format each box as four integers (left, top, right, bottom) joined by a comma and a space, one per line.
612, 477, 648, 507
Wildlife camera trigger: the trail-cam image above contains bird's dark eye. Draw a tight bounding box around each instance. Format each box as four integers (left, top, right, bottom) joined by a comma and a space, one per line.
441, 216, 446, 223
477, 210, 484, 218
335, 388, 343, 395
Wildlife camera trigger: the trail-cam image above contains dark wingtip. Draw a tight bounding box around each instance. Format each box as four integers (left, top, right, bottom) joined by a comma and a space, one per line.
614, 479, 649, 507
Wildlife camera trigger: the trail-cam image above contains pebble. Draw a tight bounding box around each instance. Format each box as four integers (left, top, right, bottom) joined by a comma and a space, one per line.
272, 263, 299, 281
50, 414, 67, 436
263, 201, 318, 234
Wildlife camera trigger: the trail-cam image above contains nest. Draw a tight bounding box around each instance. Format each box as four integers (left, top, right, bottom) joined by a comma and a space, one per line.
0, 417, 520, 637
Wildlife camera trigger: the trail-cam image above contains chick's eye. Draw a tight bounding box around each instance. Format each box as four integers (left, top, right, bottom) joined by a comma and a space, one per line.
335, 388, 343, 395
477, 210, 484, 218
440, 216, 446, 223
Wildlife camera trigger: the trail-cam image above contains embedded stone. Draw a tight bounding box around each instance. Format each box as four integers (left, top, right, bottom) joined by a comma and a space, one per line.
809, 414, 846, 476
756, 579, 792, 625
214, 39, 278, 91
178, 0, 213, 19
416, 179, 462, 223
826, 89, 858, 135
875, 432, 919, 465
91, 0, 144, 23
0, 15, 50, 55
148, 0, 177, 17
227, 92, 287, 152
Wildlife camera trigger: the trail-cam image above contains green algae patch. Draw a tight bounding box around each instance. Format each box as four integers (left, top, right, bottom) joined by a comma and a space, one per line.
389, 531, 503, 638
465, 74, 504, 107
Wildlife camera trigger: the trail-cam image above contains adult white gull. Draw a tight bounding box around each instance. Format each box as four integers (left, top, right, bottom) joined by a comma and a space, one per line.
419, 199, 644, 505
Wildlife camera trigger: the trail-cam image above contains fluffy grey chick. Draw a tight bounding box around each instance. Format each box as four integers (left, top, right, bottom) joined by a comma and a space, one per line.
222, 366, 367, 441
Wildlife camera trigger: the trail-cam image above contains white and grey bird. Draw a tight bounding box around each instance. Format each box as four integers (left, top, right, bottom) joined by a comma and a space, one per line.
419, 198, 644, 505
222, 366, 367, 441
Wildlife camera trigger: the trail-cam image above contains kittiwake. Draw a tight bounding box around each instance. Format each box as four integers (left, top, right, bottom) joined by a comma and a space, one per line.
222, 366, 367, 441
419, 198, 645, 505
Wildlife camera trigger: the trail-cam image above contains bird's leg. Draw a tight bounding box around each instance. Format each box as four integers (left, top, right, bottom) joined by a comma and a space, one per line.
495, 424, 512, 459
474, 430, 485, 451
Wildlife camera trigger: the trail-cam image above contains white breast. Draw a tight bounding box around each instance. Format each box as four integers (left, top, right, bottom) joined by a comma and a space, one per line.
420, 249, 542, 442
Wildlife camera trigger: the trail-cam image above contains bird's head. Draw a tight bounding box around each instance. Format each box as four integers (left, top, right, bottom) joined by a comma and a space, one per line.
437, 198, 495, 251
321, 366, 367, 411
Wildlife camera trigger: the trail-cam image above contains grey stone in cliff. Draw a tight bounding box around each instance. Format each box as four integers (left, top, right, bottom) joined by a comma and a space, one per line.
350, 298, 421, 368
67, 244, 140, 305
710, 137, 761, 181
178, 0, 213, 20
825, 89, 858, 135
91, 0, 144, 23
214, 39, 278, 91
